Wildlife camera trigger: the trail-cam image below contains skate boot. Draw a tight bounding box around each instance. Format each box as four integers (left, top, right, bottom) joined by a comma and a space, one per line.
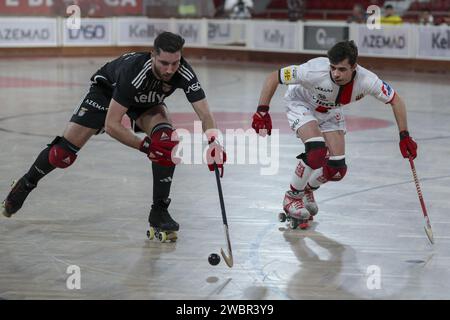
303, 185, 318, 221
278, 190, 311, 229
2, 176, 36, 218
147, 198, 179, 242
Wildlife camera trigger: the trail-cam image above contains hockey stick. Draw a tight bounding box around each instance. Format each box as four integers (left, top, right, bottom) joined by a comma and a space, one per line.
213, 162, 234, 268
408, 156, 434, 245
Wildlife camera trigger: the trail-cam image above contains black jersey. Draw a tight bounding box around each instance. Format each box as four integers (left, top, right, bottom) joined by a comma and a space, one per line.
90, 52, 206, 110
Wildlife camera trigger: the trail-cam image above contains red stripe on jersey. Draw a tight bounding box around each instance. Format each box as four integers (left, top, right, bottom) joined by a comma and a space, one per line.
338, 80, 354, 105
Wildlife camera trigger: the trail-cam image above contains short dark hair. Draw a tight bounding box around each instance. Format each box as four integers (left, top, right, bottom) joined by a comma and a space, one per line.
153, 32, 185, 55
385, 4, 393, 10
327, 40, 358, 66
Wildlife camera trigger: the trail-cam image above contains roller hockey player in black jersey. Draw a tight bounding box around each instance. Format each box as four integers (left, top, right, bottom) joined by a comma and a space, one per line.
2, 32, 226, 241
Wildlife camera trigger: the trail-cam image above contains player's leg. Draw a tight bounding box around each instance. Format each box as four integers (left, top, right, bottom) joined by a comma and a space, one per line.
2, 123, 97, 217
284, 105, 328, 225
297, 107, 346, 219
134, 104, 179, 231
291, 121, 329, 218
308, 129, 346, 189
2, 85, 109, 217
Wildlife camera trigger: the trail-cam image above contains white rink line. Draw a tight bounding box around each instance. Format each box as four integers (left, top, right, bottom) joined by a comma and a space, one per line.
397, 234, 450, 240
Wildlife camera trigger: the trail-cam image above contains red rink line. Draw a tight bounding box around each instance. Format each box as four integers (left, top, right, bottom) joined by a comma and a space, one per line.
122, 112, 392, 134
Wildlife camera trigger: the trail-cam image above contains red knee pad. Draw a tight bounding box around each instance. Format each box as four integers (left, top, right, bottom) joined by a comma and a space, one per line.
323, 160, 347, 181
49, 144, 77, 168
303, 141, 327, 169
148, 124, 180, 167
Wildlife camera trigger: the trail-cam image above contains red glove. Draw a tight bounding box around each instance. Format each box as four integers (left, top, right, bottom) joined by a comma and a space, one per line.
252, 105, 272, 136
399, 130, 417, 160
206, 136, 227, 177
139, 127, 180, 166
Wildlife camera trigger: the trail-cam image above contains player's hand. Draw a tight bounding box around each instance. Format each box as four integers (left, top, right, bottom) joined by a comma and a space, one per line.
399, 130, 417, 160
139, 131, 180, 166
207, 137, 227, 177
252, 105, 272, 136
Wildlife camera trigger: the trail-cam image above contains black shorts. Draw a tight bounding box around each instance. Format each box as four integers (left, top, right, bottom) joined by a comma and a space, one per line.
70, 85, 164, 134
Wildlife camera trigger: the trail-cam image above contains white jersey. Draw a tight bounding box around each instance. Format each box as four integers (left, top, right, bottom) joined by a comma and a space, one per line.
279, 57, 396, 112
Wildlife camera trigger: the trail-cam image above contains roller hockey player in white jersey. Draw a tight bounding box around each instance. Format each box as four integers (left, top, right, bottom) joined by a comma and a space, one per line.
2, 32, 226, 240
252, 40, 417, 229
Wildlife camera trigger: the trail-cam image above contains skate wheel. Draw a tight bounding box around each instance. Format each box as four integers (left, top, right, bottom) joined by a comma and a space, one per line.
1, 201, 11, 218
289, 219, 298, 229
159, 232, 167, 242
278, 212, 287, 222
147, 228, 155, 240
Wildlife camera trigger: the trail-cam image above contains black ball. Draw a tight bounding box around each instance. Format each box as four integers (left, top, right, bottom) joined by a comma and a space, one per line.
208, 253, 220, 266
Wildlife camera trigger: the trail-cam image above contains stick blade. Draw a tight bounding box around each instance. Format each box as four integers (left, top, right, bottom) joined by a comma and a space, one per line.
220, 248, 233, 268
424, 225, 434, 245
423, 216, 434, 245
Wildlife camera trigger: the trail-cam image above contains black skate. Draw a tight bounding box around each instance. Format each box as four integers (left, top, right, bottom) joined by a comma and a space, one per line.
2, 177, 36, 218
146, 198, 179, 242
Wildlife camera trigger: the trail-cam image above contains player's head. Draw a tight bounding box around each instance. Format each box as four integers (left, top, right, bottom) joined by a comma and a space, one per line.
152, 32, 185, 81
327, 40, 358, 85
384, 4, 394, 17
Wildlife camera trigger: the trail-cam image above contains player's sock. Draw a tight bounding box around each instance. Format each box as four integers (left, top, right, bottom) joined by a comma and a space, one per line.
308, 168, 324, 189
24, 146, 56, 185
152, 162, 175, 202
290, 158, 313, 192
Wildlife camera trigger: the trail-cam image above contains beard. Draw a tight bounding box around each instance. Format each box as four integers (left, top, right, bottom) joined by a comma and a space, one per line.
153, 66, 174, 81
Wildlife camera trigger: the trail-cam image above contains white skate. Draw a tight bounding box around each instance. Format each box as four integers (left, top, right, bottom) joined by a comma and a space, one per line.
303, 186, 318, 220
279, 191, 311, 229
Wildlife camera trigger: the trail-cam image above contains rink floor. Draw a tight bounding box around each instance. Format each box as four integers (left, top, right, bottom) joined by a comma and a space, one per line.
0, 56, 449, 299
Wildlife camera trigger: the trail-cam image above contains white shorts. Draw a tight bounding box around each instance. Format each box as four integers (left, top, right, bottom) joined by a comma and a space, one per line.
285, 94, 346, 134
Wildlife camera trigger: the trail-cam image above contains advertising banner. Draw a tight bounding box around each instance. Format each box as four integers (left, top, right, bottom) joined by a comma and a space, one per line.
304, 25, 349, 51
417, 25, 450, 59
207, 21, 246, 46
174, 20, 202, 45
0, 17, 57, 47
63, 18, 113, 46
252, 21, 297, 51
118, 18, 169, 46
357, 25, 411, 57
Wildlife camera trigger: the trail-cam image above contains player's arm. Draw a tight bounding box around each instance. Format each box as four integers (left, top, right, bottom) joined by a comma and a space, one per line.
389, 93, 408, 132
253, 65, 303, 136
368, 78, 417, 159
252, 70, 279, 136
389, 93, 418, 159
105, 98, 142, 150
191, 98, 227, 177
258, 71, 280, 106
258, 65, 303, 106
191, 98, 217, 133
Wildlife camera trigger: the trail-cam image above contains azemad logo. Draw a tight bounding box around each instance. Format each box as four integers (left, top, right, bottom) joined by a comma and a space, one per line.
381, 81, 393, 97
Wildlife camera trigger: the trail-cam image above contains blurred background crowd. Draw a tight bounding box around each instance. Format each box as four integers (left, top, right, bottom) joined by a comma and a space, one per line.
2, 0, 449, 26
